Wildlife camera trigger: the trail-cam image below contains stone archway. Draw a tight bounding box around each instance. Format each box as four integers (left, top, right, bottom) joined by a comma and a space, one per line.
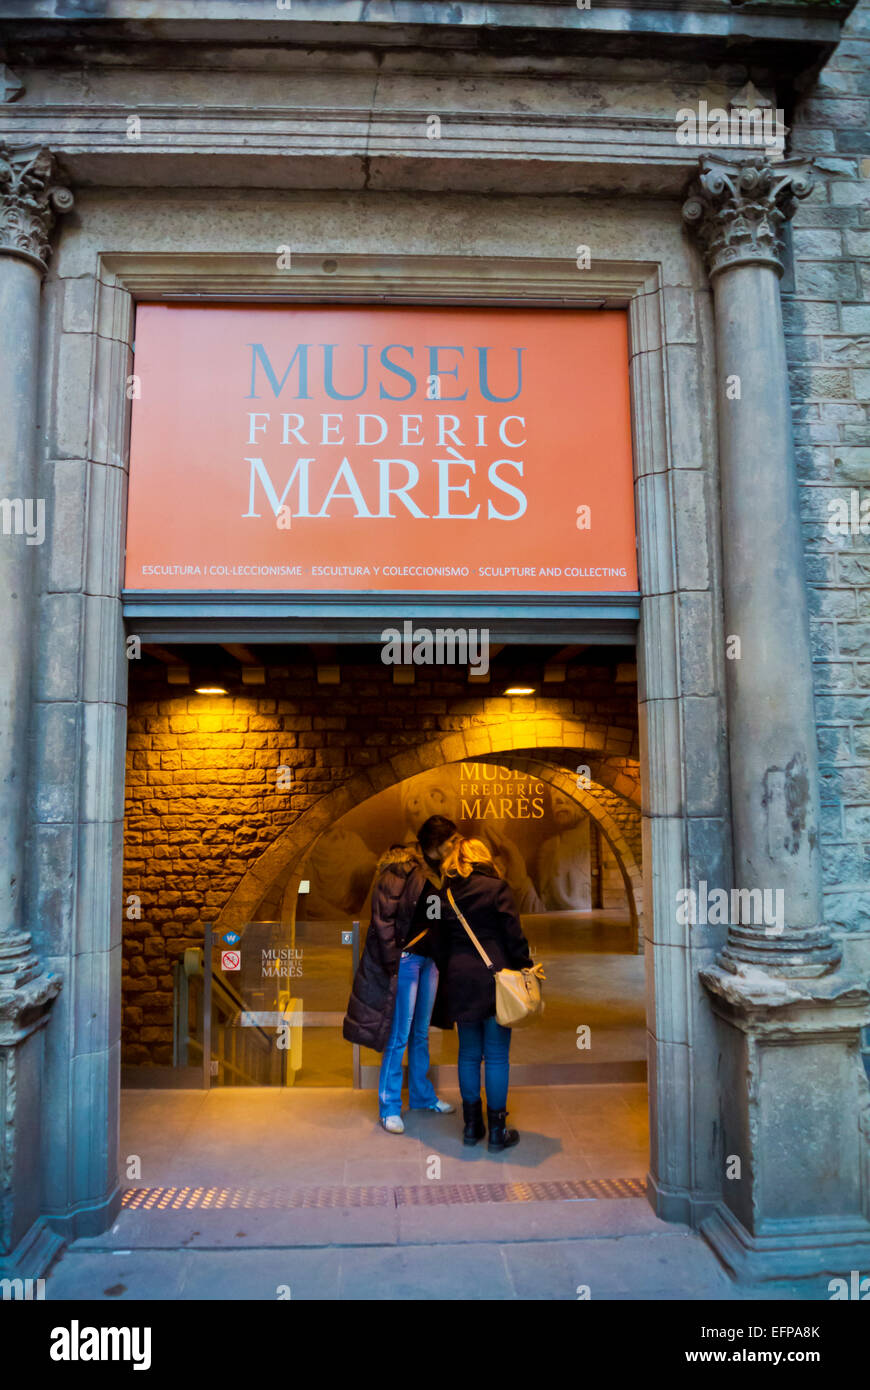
258, 754, 643, 932
213, 716, 643, 933
491, 756, 643, 932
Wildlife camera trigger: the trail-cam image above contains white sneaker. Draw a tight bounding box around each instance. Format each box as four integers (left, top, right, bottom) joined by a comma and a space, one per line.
382, 1114, 404, 1134
430, 1099, 455, 1114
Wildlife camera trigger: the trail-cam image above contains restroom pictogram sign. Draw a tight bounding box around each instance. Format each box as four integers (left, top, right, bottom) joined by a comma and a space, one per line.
221, 950, 241, 971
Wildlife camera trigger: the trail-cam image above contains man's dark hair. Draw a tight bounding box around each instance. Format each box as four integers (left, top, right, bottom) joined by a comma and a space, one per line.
417, 815, 458, 854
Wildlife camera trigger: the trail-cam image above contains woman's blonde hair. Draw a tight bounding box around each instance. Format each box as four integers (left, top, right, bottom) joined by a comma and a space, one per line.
440, 836, 496, 879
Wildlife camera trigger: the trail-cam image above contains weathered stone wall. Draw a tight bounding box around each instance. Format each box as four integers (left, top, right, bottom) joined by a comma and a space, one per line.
591, 782, 643, 875
790, 0, 870, 939
123, 657, 640, 1063
599, 835, 629, 911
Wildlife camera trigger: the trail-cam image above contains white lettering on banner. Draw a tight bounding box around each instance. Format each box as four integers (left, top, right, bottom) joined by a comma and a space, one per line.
136, 563, 627, 579
242, 454, 527, 521
381, 566, 469, 577
256, 412, 529, 450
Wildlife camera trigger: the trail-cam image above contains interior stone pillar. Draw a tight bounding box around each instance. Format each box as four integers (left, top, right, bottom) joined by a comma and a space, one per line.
0, 144, 72, 1277
683, 154, 870, 1281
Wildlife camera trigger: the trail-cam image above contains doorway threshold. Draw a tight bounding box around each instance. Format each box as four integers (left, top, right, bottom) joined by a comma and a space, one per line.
120, 1175, 645, 1213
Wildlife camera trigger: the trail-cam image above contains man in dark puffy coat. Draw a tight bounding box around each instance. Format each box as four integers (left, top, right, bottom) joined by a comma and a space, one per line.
342, 815, 458, 1132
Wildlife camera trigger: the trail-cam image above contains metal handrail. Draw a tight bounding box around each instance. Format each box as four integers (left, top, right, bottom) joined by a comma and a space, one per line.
197, 918, 360, 1088
174, 942, 275, 1085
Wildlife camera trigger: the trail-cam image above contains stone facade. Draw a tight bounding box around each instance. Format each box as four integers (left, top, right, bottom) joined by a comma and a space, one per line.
0, 0, 869, 1285
788, 1, 870, 947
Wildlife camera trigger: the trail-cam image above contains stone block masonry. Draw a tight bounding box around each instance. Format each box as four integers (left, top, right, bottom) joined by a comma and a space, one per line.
123, 654, 640, 1064
789, 0, 870, 939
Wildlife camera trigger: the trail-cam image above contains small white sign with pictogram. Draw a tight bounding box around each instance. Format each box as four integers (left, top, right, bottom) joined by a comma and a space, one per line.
221, 950, 241, 971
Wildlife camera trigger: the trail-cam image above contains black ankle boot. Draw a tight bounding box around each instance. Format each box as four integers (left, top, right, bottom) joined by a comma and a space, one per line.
487, 1108, 519, 1151
462, 1099, 485, 1146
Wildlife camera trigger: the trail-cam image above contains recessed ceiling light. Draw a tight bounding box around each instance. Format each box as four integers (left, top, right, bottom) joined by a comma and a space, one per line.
505, 686, 536, 696
195, 686, 228, 695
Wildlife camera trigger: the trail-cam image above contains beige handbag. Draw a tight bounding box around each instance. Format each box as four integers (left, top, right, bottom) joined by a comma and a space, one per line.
446, 888, 545, 1028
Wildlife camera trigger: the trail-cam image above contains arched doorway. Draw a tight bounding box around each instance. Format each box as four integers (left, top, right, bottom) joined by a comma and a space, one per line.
206, 741, 646, 1090
213, 718, 643, 935
253, 755, 642, 932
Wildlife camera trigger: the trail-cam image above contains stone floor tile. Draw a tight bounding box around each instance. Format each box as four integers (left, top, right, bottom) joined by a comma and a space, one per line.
502, 1234, 734, 1298
342, 1157, 427, 1185
396, 1195, 678, 1245
177, 1247, 342, 1300
337, 1242, 514, 1300
45, 1250, 189, 1301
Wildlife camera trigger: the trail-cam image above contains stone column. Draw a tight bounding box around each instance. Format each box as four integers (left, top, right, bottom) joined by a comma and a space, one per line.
0, 144, 71, 1276
683, 153, 837, 976
682, 154, 870, 1282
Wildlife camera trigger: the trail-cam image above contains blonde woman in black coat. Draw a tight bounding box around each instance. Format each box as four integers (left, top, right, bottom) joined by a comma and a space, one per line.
430, 837, 534, 1151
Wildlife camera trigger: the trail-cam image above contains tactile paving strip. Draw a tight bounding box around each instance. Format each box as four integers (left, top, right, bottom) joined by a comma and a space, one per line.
395, 1177, 645, 1205
122, 1177, 644, 1212
122, 1185, 392, 1211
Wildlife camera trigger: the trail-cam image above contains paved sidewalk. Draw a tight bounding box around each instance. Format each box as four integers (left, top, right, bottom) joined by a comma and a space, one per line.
46, 1213, 833, 1302
41, 1086, 835, 1301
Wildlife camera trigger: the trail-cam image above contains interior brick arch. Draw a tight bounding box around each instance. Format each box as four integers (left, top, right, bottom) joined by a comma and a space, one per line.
521, 747, 642, 810
480, 751, 642, 860
215, 716, 644, 933
495, 756, 643, 932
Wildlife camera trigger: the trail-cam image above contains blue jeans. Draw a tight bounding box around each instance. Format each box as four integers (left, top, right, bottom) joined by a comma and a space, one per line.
457, 1016, 512, 1111
378, 953, 441, 1118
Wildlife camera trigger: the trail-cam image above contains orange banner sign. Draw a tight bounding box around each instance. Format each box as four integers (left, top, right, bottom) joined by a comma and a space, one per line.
124, 303, 637, 593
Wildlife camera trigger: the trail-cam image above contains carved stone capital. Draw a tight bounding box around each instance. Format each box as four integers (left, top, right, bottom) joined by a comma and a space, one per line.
682, 154, 813, 279
0, 143, 73, 272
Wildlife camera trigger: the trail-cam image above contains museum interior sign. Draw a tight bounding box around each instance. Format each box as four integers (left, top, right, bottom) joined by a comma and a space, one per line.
293, 763, 605, 920
125, 303, 637, 593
